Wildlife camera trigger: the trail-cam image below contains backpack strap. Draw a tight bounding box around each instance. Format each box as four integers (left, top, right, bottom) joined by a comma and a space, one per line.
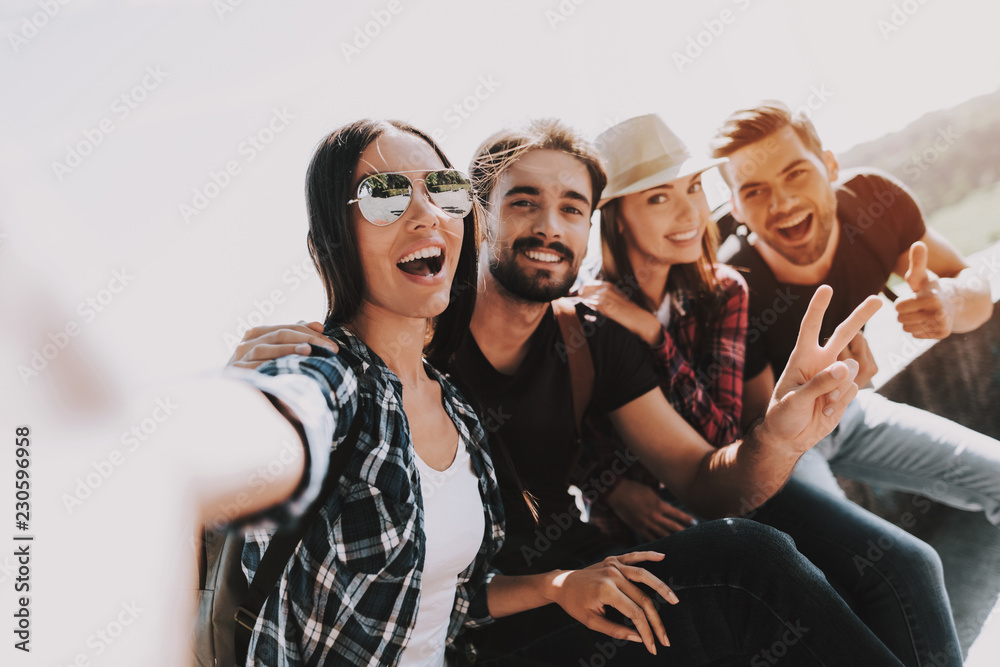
551, 298, 595, 435
233, 411, 365, 662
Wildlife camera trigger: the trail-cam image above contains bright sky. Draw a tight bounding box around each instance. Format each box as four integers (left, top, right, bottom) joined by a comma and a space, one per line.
2, 0, 999, 386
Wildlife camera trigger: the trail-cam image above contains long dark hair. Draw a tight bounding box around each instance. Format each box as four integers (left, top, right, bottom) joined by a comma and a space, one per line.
305, 119, 480, 367
599, 197, 724, 357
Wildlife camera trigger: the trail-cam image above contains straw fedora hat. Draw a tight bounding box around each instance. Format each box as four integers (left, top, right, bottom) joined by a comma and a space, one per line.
595, 114, 726, 209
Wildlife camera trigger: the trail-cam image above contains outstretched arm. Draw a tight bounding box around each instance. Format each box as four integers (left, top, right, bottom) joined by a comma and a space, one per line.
151, 364, 342, 529
193, 344, 357, 529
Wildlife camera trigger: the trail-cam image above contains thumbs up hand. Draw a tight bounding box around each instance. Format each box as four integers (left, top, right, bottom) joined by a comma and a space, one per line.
895, 241, 955, 339
904, 241, 931, 292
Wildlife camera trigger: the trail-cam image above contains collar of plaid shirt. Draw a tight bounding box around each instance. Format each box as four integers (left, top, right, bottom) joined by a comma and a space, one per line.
243, 324, 505, 666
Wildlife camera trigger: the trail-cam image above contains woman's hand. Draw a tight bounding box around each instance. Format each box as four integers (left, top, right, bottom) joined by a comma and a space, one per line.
228, 321, 338, 369
606, 480, 696, 541
579, 280, 663, 345
546, 552, 679, 655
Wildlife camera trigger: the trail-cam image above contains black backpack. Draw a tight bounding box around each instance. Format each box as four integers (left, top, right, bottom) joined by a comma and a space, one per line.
194, 413, 363, 666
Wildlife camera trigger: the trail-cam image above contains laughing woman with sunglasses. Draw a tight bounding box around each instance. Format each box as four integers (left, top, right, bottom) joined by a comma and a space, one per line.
240, 120, 680, 667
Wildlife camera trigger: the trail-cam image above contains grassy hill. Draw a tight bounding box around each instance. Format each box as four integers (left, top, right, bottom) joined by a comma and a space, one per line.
838, 88, 1000, 218
924, 182, 1000, 256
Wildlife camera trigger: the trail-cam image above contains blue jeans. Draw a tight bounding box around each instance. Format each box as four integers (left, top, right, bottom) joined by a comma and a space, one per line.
793, 389, 1000, 525
750, 478, 962, 667
469, 519, 904, 666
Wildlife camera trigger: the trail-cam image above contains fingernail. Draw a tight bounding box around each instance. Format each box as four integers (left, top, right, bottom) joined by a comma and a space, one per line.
831, 364, 846, 379
295, 343, 310, 355
824, 406, 835, 417
628, 634, 641, 643
662, 633, 670, 647
668, 591, 679, 604
829, 389, 841, 401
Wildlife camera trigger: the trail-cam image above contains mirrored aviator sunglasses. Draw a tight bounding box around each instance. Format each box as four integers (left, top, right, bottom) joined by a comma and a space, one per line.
349, 169, 474, 226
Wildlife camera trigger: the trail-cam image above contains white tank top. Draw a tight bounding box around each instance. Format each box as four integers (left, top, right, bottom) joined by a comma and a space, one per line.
398, 436, 485, 667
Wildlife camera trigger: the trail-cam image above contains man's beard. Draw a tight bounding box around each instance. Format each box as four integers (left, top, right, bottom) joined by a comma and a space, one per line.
490, 237, 577, 303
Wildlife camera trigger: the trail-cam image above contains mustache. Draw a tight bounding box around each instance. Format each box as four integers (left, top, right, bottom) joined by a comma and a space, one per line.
510, 237, 575, 263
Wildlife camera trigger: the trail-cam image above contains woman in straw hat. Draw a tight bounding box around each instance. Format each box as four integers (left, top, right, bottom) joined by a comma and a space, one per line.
576, 113, 962, 667
577, 114, 744, 546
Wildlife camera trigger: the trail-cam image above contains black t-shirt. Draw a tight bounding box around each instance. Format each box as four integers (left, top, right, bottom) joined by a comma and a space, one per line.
450, 302, 659, 574
719, 169, 926, 379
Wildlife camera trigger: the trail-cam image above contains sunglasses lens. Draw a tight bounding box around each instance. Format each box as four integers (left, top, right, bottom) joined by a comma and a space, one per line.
425, 170, 474, 218
357, 173, 412, 225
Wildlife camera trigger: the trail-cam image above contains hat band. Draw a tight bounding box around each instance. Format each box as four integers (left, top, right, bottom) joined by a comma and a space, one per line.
610, 151, 693, 193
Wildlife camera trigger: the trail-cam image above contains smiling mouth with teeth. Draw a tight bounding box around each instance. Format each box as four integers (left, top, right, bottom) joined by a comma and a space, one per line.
667, 229, 700, 243
397, 246, 445, 277
773, 212, 813, 242
522, 249, 563, 263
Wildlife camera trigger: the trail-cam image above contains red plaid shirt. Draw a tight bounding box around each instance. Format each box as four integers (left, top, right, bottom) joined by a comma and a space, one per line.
578, 264, 748, 546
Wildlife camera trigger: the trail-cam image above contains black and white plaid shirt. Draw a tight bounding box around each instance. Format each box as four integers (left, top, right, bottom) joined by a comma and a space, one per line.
243, 325, 505, 666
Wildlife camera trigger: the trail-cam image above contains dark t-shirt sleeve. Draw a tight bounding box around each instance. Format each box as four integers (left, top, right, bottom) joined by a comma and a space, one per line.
743, 323, 770, 380
719, 234, 771, 380
839, 169, 927, 268
584, 306, 660, 414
